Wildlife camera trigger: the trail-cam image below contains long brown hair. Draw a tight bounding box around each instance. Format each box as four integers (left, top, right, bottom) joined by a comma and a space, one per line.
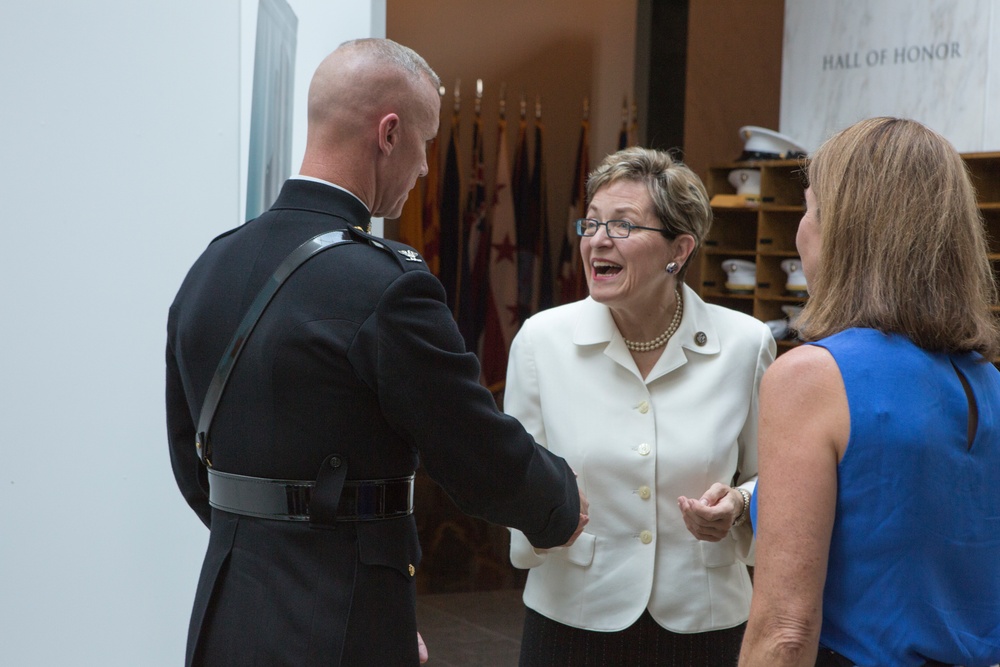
798, 117, 1000, 357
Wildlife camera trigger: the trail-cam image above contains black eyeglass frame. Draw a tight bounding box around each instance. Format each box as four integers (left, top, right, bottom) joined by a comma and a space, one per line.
574, 218, 676, 239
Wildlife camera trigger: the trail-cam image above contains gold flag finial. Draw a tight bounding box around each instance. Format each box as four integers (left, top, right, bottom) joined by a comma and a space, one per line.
535, 95, 542, 120
475, 78, 483, 115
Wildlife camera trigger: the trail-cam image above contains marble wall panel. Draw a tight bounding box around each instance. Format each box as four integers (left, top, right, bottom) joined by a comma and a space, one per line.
781, 0, 997, 152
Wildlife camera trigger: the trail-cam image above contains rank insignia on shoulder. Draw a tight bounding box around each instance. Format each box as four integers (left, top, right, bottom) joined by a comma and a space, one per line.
398, 249, 423, 263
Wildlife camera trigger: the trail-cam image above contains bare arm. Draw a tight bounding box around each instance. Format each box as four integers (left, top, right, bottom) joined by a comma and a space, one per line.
739, 345, 848, 666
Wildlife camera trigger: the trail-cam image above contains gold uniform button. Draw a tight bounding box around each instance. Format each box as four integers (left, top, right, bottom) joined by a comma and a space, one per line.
638, 401, 650, 414
637, 443, 651, 456
408, 564, 415, 577
638, 486, 651, 500
640, 530, 653, 544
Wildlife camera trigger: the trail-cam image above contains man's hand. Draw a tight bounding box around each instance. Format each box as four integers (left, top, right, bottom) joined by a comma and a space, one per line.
562, 488, 590, 547
678, 483, 743, 542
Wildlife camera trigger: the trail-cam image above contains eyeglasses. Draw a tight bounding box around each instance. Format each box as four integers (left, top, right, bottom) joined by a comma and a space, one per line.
575, 218, 671, 239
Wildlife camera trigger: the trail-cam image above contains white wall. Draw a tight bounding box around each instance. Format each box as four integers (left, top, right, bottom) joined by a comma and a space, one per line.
239, 0, 387, 233
0, 2, 380, 664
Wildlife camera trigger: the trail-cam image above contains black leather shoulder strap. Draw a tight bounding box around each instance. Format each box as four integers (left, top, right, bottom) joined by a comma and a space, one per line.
344, 225, 429, 273
195, 230, 354, 466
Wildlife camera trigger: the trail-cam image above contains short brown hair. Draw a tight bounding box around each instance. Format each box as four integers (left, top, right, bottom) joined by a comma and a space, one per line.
338, 37, 441, 88
798, 117, 999, 356
586, 147, 712, 281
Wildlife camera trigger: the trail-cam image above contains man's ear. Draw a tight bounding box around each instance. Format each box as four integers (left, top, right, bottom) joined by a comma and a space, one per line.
378, 113, 400, 156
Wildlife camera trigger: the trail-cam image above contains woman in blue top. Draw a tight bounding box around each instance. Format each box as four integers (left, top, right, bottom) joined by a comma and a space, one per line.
739, 117, 1000, 667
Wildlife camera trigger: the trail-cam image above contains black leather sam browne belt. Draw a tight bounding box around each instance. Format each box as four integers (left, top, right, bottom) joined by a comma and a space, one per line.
207, 468, 415, 522
194, 230, 414, 524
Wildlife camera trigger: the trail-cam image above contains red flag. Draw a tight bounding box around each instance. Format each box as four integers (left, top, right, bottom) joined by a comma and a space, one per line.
457, 102, 489, 353
421, 133, 441, 275
557, 112, 590, 305
481, 115, 519, 390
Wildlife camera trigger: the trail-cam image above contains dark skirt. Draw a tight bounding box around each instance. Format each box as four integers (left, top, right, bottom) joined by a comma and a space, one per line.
519, 607, 746, 667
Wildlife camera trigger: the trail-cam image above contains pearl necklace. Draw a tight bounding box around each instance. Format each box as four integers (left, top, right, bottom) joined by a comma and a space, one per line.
623, 289, 683, 353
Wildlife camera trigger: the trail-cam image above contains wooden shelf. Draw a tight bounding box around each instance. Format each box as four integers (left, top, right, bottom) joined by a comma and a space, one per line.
759, 204, 805, 213
756, 295, 809, 303
699, 153, 1000, 355
702, 248, 757, 257
699, 290, 755, 300
756, 249, 803, 258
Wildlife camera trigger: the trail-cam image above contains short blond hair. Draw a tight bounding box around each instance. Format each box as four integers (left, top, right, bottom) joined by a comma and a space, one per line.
586, 147, 712, 281
798, 117, 999, 356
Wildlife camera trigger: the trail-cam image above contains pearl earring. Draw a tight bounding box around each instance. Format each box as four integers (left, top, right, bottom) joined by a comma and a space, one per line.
665, 261, 679, 274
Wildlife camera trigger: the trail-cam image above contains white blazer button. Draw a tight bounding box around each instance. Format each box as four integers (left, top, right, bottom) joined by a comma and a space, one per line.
638, 401, 649, 414
638, 486, 651, 500
640, 530, 653, 544
637, 443, 651, 456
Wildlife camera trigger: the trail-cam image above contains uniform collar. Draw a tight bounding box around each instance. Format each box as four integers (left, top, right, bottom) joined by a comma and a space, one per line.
572, 283, 721, 382
268, 179, 373, 230
290, 175, 370, 212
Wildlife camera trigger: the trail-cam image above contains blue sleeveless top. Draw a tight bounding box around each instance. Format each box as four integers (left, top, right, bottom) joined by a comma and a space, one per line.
751, 328, 1000, 666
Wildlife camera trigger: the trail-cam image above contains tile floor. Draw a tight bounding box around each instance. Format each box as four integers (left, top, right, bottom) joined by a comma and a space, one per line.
416, 588, 526, 666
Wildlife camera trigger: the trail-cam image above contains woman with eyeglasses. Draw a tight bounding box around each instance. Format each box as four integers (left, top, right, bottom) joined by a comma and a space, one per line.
739, 118, 1000, 666
506, 146, 775, 665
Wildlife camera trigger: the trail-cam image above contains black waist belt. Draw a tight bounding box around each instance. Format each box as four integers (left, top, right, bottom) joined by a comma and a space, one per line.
208, 468, 414, 522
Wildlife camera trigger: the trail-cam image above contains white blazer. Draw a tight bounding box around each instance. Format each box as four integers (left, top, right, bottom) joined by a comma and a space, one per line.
507, 284, 775, 633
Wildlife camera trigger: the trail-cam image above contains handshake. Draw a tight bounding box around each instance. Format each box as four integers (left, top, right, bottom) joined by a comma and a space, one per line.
563, 486, 590, 547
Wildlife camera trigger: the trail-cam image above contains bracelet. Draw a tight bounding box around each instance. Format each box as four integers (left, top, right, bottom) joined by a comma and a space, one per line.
731, 487, 751, 529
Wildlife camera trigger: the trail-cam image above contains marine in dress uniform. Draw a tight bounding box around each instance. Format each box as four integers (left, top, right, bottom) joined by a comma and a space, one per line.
165, 39, 583, 667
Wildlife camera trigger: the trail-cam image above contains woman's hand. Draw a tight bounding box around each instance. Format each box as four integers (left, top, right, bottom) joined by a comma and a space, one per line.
417, 631, 428, 663
678, 483, 744, 542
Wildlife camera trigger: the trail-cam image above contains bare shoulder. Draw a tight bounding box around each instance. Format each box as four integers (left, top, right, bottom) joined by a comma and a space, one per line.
763, 344, 842, 396
762, 343, 850, 456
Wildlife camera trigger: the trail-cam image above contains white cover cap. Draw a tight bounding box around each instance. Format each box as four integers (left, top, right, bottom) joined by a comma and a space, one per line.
738, 126, 807, 160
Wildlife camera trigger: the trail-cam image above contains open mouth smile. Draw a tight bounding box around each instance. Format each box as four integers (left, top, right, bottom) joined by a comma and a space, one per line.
592, 260, 622, 279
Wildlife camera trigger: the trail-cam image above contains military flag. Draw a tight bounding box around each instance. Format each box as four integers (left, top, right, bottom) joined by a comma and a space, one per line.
481, 99, 519, 390
512, 97, 534, 324
617, 94, 629, 151
396, 170, 424, 252
557, 101, 590, 305
438, 87, 462, 312
628, 98, 639, 148
420, 86, 444, 275
457, 80, 490, 353
531, 103, 553, 313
